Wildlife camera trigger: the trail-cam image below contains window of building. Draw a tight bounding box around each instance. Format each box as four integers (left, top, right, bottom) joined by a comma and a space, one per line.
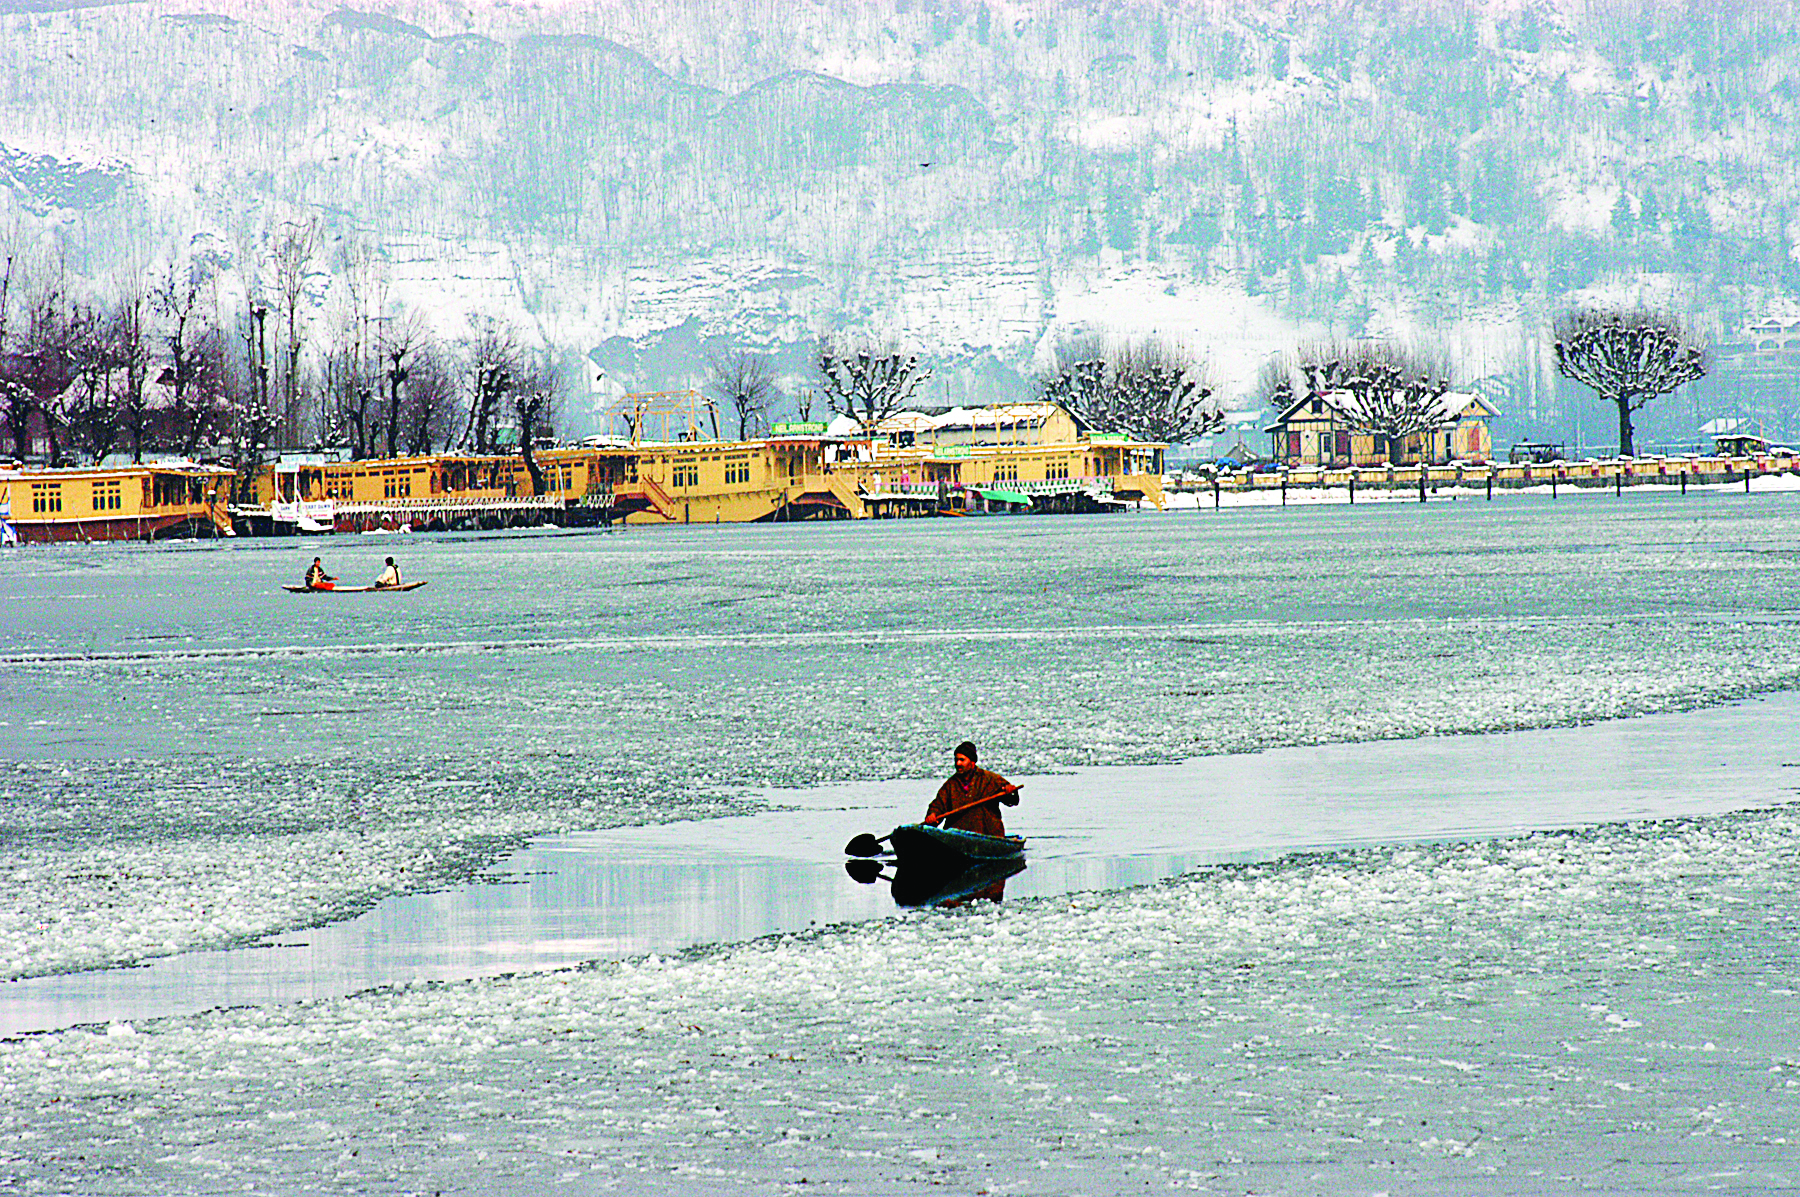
31, 483, 62, 514
91, 481, 122, 511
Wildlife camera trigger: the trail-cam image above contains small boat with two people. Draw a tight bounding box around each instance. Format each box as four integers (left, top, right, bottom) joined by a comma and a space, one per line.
285, 555, 427, 593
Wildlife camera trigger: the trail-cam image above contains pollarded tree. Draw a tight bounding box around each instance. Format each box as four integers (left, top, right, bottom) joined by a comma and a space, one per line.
1108, 340, 1222, 444
1553, 309, 1706, 457
1040, 337, 1222, 443
1300, 344, 1455, 465
816, 333, 932, 434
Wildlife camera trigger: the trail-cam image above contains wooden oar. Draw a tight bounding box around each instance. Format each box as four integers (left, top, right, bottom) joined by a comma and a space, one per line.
923, 784, 1020, 827
845, 785, 1022, 855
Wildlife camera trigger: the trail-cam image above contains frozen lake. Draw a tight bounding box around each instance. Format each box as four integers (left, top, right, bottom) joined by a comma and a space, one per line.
5, 491, 1800, 1194
6, 691, 1798, 1038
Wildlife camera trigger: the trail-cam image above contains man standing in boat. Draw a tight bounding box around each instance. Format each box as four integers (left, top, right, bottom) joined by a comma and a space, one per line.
925, 741, 1020, 836
304, 557, 336, 590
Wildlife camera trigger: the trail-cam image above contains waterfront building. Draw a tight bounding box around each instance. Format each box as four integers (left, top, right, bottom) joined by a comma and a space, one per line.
830, 401, 1167, 514
0, 461, 235, 542
1266, 390, 1496, 467
229, 399, 1164, 532
239, 446, 643, 533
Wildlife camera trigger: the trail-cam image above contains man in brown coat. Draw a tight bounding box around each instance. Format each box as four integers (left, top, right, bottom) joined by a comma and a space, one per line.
924, 741, 1020, 836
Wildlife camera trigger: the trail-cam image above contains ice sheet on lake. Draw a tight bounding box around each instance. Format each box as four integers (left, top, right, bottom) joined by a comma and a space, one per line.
5, 496, 1800, 980
5, 805, 1797, 1194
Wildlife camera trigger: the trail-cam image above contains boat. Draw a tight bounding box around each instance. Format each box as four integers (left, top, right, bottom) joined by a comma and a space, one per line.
887, 822, 1025, 870
281, 581, 429, 593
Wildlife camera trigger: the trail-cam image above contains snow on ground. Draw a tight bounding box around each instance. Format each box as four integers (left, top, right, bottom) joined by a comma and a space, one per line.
1157, 469, 1800, 509
5, 806, 1797, 1194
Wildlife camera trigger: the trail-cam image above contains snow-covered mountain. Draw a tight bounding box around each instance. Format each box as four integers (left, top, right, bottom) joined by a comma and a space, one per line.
2, 0, 1796, 441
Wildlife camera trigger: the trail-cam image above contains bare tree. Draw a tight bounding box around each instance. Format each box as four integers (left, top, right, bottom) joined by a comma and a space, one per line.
1251, 354, 1300, 415
58, 303, 123, 464
1039, 336, 1113, 431
107, 289, 153, 463
511, 351, 562, 495
0, 250, 21, 458
402, 344, 460, 455
269, 219, 320, 447
316, 304, 377, 457
1300, 343, 1453, 465
1040, 336, 1221, 442
6, 279, 83, 463
1553, 309, 1706, 457
149, 256, 223, 458
378, 313, 431, 458
816, 333, 932, 434
458, 316, 522, 455
705, 350, 777, 439
1108, 341, 1221, 443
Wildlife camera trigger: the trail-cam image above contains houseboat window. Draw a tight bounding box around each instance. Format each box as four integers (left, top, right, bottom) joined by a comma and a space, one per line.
91, 480, 123, 511
31, 483, 63, 514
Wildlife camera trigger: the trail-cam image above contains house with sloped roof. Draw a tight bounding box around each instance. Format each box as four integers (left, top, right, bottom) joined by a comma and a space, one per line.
1265, 389, 1498, 467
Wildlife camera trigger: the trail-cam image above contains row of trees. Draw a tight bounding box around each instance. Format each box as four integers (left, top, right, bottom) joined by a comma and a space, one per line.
756, 305, 1709, 463
0, 240, 567, 499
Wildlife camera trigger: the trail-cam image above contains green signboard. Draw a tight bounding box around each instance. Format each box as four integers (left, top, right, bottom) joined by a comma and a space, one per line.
772, 421, 829, 436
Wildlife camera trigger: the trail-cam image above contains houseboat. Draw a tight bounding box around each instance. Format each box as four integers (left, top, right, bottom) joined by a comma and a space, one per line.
238, 445, 644, 533
0, 461, 235, 543
833, 402, 1167, 514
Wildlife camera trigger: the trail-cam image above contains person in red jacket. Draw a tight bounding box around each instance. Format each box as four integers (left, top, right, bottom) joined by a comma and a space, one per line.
924, 741, 1019, 836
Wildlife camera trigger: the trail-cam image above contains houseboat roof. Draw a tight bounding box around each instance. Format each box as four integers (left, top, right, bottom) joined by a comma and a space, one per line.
826, 401, 1078, 439
1, 460, 233, 479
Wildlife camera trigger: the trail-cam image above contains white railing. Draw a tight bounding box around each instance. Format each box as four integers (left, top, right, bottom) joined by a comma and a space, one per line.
882, 476, 1116, 497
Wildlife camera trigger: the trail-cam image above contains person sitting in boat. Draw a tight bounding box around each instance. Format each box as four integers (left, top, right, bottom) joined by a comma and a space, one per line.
924, 741, 1020, 837
373, 556, 401, 588
304, 557, 337, 590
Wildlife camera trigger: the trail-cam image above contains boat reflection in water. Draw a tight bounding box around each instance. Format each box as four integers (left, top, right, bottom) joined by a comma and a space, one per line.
844, 854, 1027, 907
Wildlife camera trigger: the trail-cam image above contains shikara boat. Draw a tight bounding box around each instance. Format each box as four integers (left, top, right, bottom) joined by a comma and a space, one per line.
281, 581, 429, 593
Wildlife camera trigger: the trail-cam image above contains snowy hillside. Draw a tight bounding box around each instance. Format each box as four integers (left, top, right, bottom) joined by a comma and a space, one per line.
2, 0, 1797, 436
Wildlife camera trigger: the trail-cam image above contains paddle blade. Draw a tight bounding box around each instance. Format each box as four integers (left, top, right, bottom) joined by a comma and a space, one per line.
844, 832, 887, 857
844, 859, 885, 884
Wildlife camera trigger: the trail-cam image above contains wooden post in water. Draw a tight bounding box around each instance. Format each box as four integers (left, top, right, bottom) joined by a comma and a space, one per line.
1615, 470, 1622, 496
1418, 467, 1426, 503
1486, 469, 1493, 501
1281, 473, 1287, 506
1681, 470, 1687, 495
1349, 474, 1356, 505
1213, 475, 1221, 509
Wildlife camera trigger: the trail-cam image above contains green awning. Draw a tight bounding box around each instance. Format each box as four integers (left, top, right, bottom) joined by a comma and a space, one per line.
974, 488, 1032, 505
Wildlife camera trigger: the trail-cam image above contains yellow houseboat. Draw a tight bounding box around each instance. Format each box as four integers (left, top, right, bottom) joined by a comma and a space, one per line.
612, 428, 872, 524
0, 461, 235, 543
843, 403, 1167, 515
241, 446, 643, 533
231, 400, 1163, 533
